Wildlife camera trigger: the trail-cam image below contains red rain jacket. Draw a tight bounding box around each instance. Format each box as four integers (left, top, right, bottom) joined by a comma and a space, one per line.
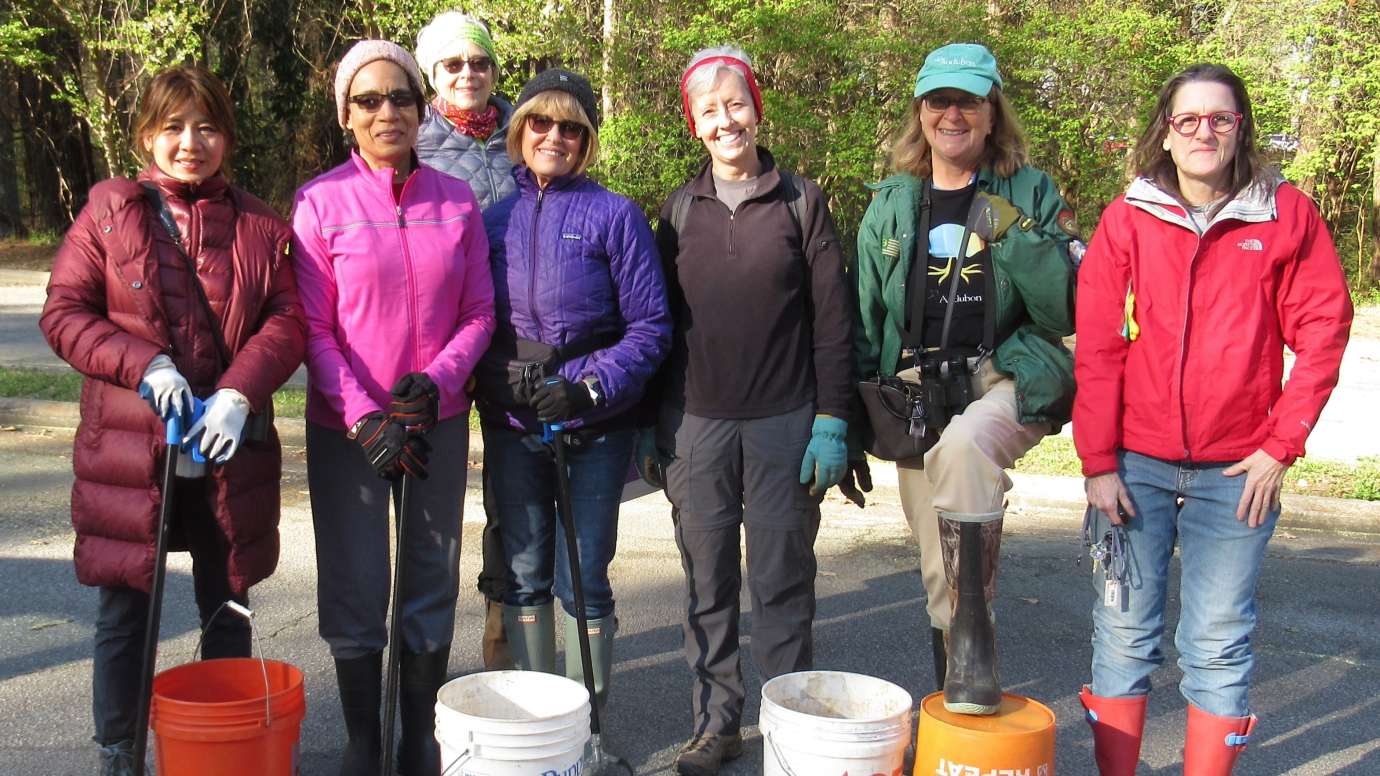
1074, 177, 1352, 477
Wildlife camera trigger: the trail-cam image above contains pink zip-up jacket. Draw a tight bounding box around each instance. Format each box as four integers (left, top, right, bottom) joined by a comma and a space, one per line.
291, 151, 496, 430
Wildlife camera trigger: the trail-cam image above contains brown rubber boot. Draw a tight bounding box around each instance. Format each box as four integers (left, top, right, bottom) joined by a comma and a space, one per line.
482, 598, 515, 670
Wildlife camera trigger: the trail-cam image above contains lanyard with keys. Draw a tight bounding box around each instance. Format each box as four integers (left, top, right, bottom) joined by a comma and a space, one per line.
1081, 505, 1129, 607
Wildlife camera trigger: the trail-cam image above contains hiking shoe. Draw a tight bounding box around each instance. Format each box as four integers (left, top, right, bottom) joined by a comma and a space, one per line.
97, 740, 135, 776
675, 732, 743, 776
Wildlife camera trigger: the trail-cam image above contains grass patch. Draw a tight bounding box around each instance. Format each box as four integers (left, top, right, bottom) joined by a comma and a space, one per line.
1014, 434, 1380, 502
0, 366, 308, 417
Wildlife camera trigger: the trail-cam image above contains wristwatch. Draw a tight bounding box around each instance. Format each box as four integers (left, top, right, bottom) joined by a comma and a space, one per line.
581, 376, 604, 407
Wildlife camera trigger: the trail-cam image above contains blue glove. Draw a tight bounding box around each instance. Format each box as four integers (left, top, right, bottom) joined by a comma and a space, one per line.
799, 415, 848, 496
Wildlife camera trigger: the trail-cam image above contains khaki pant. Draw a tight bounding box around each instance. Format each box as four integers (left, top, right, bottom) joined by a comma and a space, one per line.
896, 360, 1050, 629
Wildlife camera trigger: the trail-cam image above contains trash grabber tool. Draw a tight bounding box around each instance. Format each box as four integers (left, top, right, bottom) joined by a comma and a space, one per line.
545, 422, 633, 775
381, 473, 411, 776
131, 404, 195, 776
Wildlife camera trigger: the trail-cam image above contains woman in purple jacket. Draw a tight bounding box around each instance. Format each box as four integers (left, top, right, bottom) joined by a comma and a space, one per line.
478, 69, 670, 709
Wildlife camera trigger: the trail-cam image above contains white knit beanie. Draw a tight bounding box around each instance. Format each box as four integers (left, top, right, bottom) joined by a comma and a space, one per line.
415, 12, 499, 89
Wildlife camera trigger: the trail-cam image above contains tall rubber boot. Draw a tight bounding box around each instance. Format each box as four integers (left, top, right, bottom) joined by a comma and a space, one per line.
397, 647, 448, 776
1080, 686, 1147, 776
1183, 704, 1257, 775
930, 627, 947, 690
939, 514, 1002, 715
482, 598, 515, 669
565, 611, 617, 710
333, 652, 382, 776
501, 602, 556, 673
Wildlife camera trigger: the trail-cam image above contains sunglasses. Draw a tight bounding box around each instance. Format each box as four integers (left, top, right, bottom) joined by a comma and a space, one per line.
923, 93, 987, 114
348, 90, 420, 113
526, 114, 586, 141
440, 56, 493, 75
1167, 111, 1243, 136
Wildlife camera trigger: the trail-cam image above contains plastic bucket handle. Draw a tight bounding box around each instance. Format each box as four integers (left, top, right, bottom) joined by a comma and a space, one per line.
766, 731, 799, 776
190, 600, 273, 728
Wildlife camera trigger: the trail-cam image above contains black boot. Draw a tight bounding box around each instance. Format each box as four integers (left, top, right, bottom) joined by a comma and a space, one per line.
939, 516, 1002, 715
97, 740, 135, 776
930, 626, 947, 690
397, 648, 449, 776
334, 653, 382, 776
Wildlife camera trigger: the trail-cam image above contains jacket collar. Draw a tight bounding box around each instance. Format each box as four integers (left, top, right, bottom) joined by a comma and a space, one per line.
1124, 175, 1282, 232
136, 164, 228, 202
349, 148, 423, 189
687, 146, 782, 201
868, 167, 997, 196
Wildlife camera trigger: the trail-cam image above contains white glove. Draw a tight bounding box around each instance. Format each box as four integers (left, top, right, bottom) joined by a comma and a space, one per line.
184, 389, 251, 463
139, 354, 192, 421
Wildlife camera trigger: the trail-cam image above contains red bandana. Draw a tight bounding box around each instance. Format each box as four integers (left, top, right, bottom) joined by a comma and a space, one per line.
433, 96, 499, 141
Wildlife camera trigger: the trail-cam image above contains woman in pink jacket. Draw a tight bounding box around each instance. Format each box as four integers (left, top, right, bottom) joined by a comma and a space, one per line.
290, 40, 495, 776
1074, 63, 1351, 775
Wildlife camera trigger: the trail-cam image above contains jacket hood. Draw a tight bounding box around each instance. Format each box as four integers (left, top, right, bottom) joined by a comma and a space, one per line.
1124, 174, 1283, 231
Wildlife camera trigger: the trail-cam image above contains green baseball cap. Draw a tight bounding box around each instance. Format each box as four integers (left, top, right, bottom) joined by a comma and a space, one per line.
913, 43, 1003, 98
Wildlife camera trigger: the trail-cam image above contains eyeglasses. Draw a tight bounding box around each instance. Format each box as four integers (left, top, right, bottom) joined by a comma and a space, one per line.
441, 56, 493, 75
526, 114, 586, 141
923, 93, 987, 114
1167, 111, 1242, 136
348, 90, 420, 112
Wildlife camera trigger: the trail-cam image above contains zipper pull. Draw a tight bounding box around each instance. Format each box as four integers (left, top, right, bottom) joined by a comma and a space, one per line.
396, 205, 404, 228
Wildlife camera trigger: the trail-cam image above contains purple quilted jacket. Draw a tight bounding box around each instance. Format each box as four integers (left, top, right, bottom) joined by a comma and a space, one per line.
483, 166, 670, 431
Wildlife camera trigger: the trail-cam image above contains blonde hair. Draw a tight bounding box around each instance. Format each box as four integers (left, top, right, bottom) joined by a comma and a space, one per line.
890, 87, 1028, 179
507, 90, 600, 176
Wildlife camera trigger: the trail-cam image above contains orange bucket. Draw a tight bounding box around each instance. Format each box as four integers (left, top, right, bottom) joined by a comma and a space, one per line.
150, 657, 306, 776
914, 692, 1055, 776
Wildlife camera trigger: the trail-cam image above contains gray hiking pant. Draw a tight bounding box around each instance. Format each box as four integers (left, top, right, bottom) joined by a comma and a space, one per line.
661, 402, 821, 737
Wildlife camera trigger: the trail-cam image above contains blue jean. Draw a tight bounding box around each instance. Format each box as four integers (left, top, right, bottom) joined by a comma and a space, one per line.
1089, 450, 1280, 717
483, 424, 635, 619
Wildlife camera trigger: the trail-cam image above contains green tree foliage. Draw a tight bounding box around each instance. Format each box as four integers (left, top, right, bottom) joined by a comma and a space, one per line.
0, 0, 1376, 292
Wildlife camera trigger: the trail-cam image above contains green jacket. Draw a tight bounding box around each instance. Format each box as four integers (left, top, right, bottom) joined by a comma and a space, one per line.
853, 166, 1077, 426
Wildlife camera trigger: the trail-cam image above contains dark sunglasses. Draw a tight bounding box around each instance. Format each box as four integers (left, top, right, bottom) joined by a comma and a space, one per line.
526, 114, 586, 141
441, 56, 493, 75
347, 90, 420, 112
922, 93, 987, 113
1167, 111, 1243, 136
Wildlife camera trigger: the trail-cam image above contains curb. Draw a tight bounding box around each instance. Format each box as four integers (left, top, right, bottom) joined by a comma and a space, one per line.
3, 397, 1377, 535
0, 397, 487, 467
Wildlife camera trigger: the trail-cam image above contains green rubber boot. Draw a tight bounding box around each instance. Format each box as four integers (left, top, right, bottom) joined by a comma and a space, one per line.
501, 603, 556, 674
565, 611, 617, 710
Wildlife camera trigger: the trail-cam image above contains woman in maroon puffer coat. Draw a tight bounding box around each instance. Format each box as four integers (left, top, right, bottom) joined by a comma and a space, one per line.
39, 66, 305, 774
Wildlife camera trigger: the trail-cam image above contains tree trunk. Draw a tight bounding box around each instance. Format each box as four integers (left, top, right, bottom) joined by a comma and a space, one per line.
1371, 129, 1379, 285
601, 0, 615, 118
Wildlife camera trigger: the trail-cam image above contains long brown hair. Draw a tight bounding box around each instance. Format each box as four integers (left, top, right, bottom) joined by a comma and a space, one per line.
890, 87, 1028, 179
132, 66, 237, 171
1128, 63, 1267, 203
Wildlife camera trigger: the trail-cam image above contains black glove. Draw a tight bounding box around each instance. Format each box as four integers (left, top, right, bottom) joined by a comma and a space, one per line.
837, 458, 873, 508
390, 372, 439, 433
383, 433, 432, 481
349, 411, 408, 479
530, 376, 595, 422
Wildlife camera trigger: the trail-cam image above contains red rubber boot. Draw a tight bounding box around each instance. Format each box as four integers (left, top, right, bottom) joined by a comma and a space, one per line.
1183, 704, 1257, 775
1080, 686, 1147, 776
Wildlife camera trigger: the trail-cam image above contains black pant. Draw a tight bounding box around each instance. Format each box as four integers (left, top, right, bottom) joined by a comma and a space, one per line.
92, 477, 250, 745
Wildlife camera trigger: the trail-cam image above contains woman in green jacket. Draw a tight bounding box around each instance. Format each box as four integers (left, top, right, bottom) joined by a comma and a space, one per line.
851, 43, 1078, 716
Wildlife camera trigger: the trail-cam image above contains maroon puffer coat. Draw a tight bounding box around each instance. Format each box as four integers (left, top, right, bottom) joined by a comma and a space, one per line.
40, 166, 306, 594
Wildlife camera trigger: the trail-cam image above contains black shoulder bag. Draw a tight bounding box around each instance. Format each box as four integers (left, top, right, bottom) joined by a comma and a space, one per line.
857, 180, 937, 461
141, 183, 274, 444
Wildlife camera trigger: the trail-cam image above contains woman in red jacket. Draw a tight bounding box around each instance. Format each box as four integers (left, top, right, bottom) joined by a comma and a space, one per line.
39, 66, 305, 775
1073, 63, 1352, 775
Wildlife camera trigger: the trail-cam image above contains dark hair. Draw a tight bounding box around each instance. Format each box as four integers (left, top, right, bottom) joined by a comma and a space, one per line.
133, 66, 237, 172
891, 86, 1028, 179
1129, 63, 1267, 205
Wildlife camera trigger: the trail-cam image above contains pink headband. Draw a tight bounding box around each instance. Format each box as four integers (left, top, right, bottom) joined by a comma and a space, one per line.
679, 55, 764, 136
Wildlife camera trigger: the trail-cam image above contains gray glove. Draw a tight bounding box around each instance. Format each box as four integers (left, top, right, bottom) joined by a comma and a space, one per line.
184, 389, 251, 463
138, 354, 192, 421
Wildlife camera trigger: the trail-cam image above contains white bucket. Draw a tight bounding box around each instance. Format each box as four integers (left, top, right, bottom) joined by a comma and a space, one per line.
434, 670, 591, 776
760, 671, 914, 776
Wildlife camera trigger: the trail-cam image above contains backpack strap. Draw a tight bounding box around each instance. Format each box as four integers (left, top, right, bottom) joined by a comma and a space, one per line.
669, 187, 694, 237
777, 170, 808, 241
